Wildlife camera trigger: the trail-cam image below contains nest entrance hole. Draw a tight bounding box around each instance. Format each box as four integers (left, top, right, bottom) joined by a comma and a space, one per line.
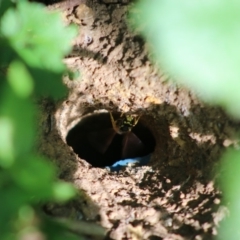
66, 112, 156, 167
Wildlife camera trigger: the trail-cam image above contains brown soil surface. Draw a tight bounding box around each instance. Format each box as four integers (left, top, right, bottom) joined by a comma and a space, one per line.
39, 1, 239, 239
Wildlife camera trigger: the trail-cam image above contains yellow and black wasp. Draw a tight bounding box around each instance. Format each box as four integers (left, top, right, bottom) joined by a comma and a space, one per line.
109, 112, 141, 134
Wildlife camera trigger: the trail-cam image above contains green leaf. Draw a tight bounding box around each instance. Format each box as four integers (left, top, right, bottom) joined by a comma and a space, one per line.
31, 69, 67, 99
218, 149, 240, 240
18, 205, 34, 223
1, 1, 78, 72
52, 181, 77, 202
0, 117, 15, 167
0, 185, 33, 220
42, 217, 80, 240
8, 60, 34, 98
220, 150, 240, 202
131, 0, 240, 117
0, 7, 20, 37
0, 0, 13, 18
11, 155, 56, 199
0, 84, 35, 159
0, 39, 16, 67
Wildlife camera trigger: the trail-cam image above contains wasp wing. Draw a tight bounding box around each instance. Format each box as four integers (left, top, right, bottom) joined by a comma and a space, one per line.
87, 128, 116, 154
121, 132, 145, 159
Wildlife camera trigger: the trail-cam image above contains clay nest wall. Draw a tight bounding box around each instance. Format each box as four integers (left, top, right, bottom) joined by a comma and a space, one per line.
38, 1, 240, 239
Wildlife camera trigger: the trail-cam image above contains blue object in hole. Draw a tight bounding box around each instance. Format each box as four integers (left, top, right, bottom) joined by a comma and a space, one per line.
106, 154, 151, 172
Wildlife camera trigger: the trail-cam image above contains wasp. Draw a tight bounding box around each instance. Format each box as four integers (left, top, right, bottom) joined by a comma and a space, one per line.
109, 112, 141, 134
108, 112, 144, 159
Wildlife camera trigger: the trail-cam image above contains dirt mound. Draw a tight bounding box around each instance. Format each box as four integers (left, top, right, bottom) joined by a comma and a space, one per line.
38, 1, 238, 239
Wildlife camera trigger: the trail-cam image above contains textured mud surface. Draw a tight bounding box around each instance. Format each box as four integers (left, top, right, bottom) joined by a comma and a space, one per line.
38, 1, 239, 239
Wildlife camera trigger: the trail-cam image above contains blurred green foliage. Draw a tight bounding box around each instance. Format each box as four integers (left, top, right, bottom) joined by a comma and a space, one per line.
130, 0, 240, 239
0, 0, 78, 239
217, 150, 240, 240
130, 0, 240, 118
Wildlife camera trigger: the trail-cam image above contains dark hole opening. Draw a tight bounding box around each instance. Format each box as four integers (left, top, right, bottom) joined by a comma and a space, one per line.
66, 112, 156, 167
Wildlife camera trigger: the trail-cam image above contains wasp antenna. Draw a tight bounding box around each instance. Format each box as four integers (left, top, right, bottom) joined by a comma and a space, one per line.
133, 114, 141, 126
109, 112, 118, 133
